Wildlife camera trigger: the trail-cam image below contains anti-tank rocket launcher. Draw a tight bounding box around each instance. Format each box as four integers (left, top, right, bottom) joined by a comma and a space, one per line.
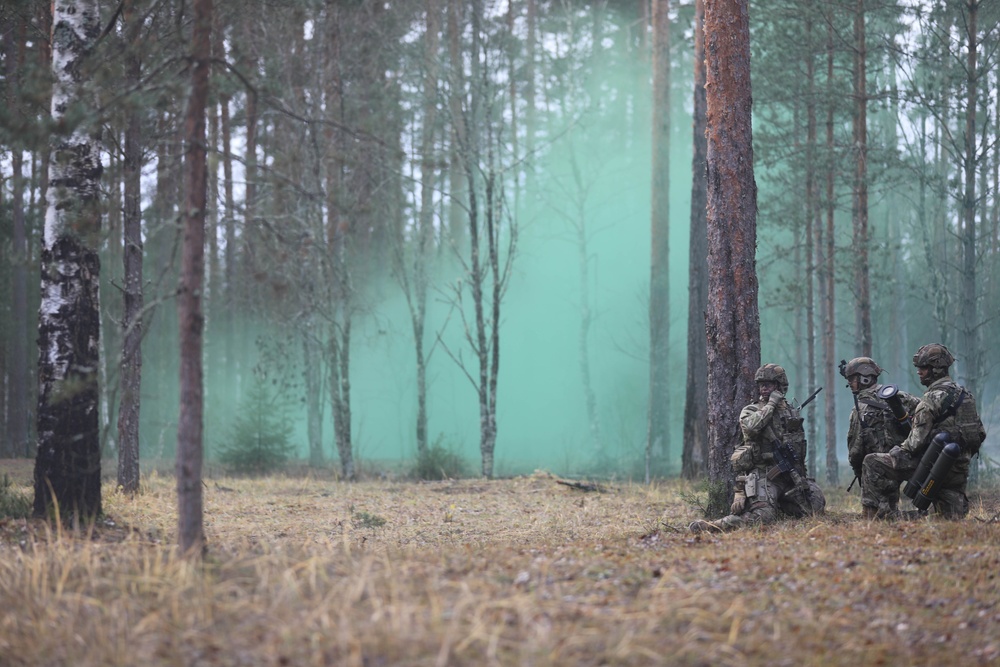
875, 384, 912, 434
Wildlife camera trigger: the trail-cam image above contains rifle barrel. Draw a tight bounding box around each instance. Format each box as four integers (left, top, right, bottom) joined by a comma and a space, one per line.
799, 386, 823, 409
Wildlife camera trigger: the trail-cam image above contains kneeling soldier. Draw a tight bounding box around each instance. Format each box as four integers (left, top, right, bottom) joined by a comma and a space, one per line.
690, 364, 825, 533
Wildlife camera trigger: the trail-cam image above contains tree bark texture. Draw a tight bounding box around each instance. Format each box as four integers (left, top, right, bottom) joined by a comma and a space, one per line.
852, 0, 871, 356
703, 0, 760, 516
33, 0, 103, 521
117, 0, 143, 494
824, 15, 839, 486
176, 0, 212, 556
682, 0, 709, 480
804, 13, 818, 478
4, 15, 31, 458
960, 1, 979, 398
411, 0, 440, 457
647, 0, 671, 480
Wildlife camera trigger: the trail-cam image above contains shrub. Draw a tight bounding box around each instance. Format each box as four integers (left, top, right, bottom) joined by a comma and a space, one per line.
411, 436, 468, 481
217, 372, 295, 475
0, 474, 32, 519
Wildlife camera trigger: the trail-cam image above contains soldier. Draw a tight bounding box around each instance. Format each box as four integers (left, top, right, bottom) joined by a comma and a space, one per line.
690, 364, 825, 532
861, 344, 987, 519
841, 356, 920, 493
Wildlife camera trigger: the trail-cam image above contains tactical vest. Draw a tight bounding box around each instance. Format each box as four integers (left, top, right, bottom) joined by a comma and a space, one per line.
856, 387, 915, 453
931, 382, 985, 456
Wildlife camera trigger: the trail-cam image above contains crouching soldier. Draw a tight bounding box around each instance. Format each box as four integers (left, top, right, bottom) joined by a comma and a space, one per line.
841, 356, 920, 497
690, 364, 825, 533
861, 344, 986, 519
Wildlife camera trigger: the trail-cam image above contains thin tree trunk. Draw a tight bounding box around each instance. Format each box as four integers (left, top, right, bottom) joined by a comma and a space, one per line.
682, 0, 708, 480
703, 0, 760, 517
4, 16, 30, 459
960, 0, 979, 480
446, 0, 467, 255
413, 0, 440, 457
852, 0, 871, 356
303, 331, 324, 466
117, 0, 144, 493
647, 0, 671, 481
824, 14, 839, 486
34, 0, 103, 521
804, 13, 817, 478
176, 0, 212, 556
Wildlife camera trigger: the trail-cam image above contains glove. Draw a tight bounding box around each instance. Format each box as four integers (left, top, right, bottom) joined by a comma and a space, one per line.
768, 390, 784, 406
730, 492, 747, 515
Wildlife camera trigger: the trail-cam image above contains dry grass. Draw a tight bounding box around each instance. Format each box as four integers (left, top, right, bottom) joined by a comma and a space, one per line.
1, 460, 999, 666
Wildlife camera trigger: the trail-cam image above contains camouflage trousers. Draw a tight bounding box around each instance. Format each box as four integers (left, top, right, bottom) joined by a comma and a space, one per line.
861, 448, 969, 519
715, 476, 825, 531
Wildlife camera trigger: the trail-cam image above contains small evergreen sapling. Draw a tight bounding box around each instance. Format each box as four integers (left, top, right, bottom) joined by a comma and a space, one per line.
217, 371, 295, 474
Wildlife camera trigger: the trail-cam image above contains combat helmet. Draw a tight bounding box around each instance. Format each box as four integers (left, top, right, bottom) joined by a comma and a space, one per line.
912, 343, 954, 369
754, 363, 789, 393
844, 356, 882, 388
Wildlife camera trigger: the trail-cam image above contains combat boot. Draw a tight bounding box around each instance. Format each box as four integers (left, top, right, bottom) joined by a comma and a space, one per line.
688, 520, 723, 534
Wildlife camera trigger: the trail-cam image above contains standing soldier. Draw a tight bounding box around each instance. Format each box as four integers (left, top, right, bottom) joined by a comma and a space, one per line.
690, 364, 825, 532
841, 356, 920, 495
861, 344, 986, 519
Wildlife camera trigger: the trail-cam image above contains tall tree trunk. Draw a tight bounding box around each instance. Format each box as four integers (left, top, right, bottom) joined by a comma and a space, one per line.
647, 0, 671, 481
177, 0, 212, 556
703, 0, 760, 517
412, 0, 440, 457
804, 12, 817, 478
823, 14, 839, 486
682, 0, 708, 480
446, 0, 467, 255
4, 15, 30, 459
117, 0, 144, 493
852, 0, 871, 355
219, 95, 236, 386
34, 0, 103, 521
960, 0, 979, 480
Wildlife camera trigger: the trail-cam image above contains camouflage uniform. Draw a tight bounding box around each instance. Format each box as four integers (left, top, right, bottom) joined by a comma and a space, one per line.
861, 345, 986, 519
691, 364, 825, 533
841, 357, 920, 483
847, 384, 919, 478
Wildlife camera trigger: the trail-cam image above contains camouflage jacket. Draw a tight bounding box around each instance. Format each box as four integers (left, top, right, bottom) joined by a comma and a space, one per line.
847, 384, 920, 476
732, 397, 807, 477
900, 376, 987, 467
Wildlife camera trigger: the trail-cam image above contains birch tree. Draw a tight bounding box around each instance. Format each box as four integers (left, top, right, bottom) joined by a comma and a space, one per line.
33, 0, 103, 521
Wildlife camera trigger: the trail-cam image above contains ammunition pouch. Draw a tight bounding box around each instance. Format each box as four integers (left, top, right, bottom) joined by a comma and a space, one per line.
737, 471, 759, 498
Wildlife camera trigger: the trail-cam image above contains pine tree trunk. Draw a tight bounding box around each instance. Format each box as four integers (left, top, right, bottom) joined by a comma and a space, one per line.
176, 0, 212, 556
117, 0, 144, 493
960, 1, 979, 481
34, 0, 103, 521
682, 0, 709, 480
647, 0, 671, 481
804, 14, 818, 478
823, 15, 839, 486
852, 0, 871, 355
413, 0, 440, 457
703, 0, 760, 517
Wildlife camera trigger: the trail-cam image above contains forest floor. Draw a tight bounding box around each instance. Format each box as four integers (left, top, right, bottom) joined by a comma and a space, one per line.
1, 459, 1000, 666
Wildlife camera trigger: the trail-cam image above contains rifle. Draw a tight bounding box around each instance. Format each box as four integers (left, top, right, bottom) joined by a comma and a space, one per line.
797, 386, 823, 410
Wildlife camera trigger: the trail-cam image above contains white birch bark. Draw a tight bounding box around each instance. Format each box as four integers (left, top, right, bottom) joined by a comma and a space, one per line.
34, 0, 104, 520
